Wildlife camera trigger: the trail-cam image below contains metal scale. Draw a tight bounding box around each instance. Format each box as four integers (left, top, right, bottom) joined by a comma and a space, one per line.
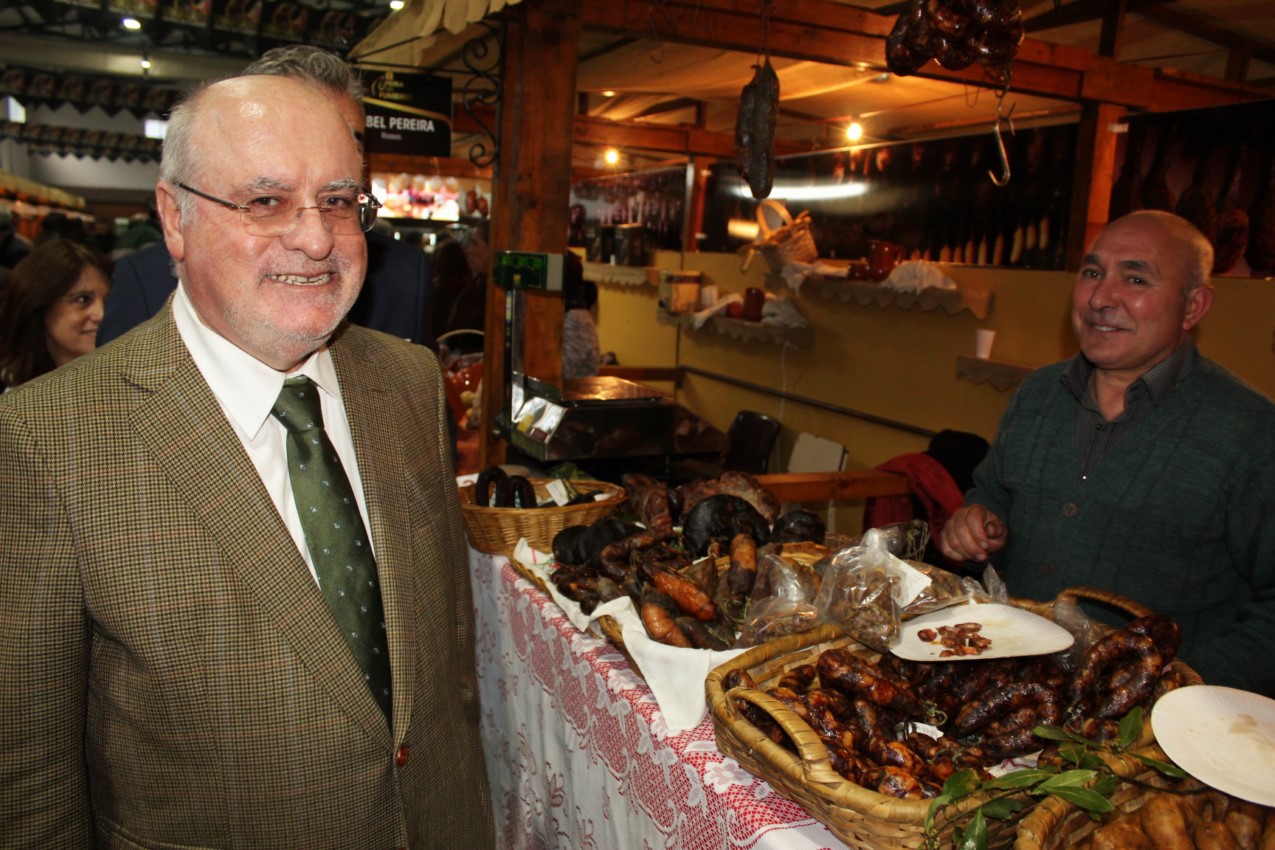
492, 250, 726, 476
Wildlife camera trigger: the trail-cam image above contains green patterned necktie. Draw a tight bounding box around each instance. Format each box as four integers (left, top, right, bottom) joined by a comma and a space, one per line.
272, 376, 391, 721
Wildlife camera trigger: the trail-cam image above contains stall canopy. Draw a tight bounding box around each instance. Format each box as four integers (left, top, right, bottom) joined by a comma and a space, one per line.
354, 0, 526, 65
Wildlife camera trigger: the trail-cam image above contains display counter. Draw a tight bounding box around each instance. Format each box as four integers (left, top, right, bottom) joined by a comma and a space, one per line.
471, 549, 851, 849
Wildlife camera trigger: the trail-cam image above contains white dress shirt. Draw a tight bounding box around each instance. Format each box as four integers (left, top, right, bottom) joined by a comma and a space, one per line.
172, 283, 374, 584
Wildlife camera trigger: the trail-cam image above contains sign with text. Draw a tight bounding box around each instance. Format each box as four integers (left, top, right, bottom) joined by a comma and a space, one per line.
360, 70, 452, 158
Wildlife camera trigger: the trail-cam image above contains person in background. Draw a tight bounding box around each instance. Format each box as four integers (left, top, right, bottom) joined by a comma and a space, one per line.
112, 207, 164, 258
34, 211, 89, 245
97, 45, 435, 350
562, 251, 600, 379
0, 206, 33, 272
0, 74, 491, 847
939, 210, 1275, 696
431, 237, 486, 345
0, 239, 111, 389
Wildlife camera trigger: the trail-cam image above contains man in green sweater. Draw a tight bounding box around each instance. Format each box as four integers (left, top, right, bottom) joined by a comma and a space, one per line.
940, 210, 1275, 696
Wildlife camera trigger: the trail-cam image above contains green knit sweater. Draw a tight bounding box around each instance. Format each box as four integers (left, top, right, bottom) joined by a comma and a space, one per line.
969, 356, 1275, 695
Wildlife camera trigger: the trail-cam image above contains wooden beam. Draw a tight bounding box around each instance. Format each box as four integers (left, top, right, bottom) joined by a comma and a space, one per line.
572, 114, 805, 159
579, 0, 1269, 113
1066, 102, 1126, 269
1097, 0, 1126, 58
1138, 5, 1275, 66
754, 470, 910, 503
1024, 0, 1173, 33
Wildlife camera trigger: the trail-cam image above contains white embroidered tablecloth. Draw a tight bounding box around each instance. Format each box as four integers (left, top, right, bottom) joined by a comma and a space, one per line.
470, 550, 851, 850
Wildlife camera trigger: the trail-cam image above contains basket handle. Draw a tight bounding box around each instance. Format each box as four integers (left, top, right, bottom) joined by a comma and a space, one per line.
1055, 585, 1154, 619
725, 685, 849, 787
755, 199, 793, 239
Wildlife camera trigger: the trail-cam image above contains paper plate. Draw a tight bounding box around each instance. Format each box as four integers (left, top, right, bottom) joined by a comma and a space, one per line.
892, 600, 1074, 662
1151, 685, 1275, 807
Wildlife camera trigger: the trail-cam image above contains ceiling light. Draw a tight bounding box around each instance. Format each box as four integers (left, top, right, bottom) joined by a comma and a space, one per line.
389, 0, 405, 9
601, 90, 616, 98
603, 148, 620, 166
122, 17, 141, 30
846, 121, 864, 143
140, 58, 152, 70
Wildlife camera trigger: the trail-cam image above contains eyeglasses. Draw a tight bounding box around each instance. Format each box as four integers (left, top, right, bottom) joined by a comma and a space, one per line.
177, 182, 381, 237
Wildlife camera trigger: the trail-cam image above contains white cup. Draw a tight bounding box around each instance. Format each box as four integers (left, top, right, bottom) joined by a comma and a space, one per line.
975, 329, 996, 359
700, 284, 720, 308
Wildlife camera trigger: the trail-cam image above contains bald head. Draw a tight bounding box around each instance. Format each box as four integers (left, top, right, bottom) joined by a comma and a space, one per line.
1100, 210, 1214, 297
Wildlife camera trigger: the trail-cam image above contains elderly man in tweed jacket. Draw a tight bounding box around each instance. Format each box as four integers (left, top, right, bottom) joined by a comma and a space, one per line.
0, 75, 492, 847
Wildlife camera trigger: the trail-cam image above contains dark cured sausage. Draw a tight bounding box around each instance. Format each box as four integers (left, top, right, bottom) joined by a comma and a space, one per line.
735, 57, 779, 200
507, 475, 537, 509
475, 466, 509, 507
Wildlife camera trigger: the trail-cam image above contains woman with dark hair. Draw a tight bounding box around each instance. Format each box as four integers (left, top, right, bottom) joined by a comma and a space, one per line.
0, 239, 111, 389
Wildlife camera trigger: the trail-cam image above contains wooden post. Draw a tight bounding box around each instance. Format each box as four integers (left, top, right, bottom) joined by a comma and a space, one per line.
479, 0, 581, 467
1066, 101, 1126, 268
1065, 0, 1126, 268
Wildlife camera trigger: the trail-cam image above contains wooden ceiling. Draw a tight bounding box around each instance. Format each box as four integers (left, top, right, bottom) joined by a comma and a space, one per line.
2, 0, 1271, 177
350, 0, 1273, 174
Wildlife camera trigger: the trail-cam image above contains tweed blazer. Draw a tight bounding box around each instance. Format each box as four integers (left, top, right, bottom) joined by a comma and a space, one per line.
0, 308, 492, 848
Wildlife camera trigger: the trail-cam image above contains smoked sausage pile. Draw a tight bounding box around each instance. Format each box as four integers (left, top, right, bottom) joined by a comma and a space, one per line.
886, 0, 1024, 77
549, 472, 823, 649
722, 614, 1187, 800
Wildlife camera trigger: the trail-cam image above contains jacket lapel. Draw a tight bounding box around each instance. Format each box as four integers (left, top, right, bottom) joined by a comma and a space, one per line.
330, 332, 418, 744
122, 312, 392, 744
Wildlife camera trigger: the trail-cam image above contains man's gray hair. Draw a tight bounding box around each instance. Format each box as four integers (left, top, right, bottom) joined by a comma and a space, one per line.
242, 45, 364, 102
159, 80, 217, 221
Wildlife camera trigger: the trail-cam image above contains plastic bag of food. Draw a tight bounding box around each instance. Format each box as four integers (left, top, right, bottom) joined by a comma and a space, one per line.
812, 527, 935, 652
898, 560, 1000, 619
733, 552, 820, 647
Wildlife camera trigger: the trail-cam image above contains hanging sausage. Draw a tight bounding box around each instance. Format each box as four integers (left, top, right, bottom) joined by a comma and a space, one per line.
885, 0, 1025, 78
735, 58, 780, 200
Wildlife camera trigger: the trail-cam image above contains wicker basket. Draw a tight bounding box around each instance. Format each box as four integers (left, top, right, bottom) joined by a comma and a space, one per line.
1013, 743, 1213, 850
756, 199, 818, 272
459, 478, 625, 557
706, 586, 1203, 850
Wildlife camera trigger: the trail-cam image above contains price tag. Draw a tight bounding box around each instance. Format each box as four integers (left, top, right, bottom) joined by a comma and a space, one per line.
544, 479, 572, 506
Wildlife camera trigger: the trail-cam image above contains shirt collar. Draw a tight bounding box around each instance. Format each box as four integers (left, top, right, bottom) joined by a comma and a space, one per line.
172, 282, 340, 439
1062, 338, 1198, 408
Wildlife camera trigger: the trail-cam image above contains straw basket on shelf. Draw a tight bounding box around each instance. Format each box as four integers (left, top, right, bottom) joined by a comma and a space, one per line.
747, 199, 818, 273
705, 586, 1202, 850
458, 478, 625, 557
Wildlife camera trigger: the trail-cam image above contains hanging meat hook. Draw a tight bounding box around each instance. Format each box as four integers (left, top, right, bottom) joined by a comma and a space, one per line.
988, 100, 1016, 187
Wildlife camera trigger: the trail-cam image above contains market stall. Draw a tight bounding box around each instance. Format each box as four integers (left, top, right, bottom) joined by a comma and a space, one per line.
471, 549, 852, 849
466, 465, 1275, 850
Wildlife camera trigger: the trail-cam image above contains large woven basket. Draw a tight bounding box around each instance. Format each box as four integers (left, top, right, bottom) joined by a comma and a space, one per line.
458, 478, 625, 556
705, 586, 1203, 850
